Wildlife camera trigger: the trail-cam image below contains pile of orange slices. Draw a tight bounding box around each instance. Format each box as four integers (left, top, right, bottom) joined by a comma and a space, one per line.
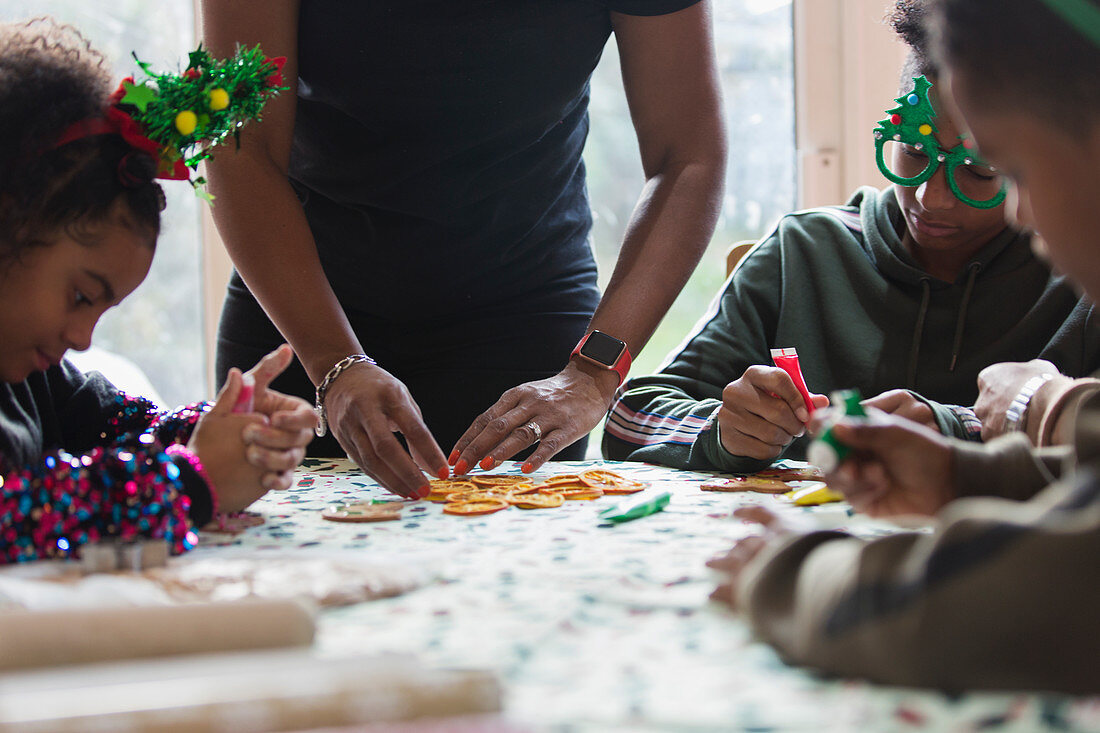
429, 469, 647, 516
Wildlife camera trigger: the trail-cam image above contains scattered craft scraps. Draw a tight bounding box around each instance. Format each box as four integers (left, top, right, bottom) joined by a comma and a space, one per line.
700, 476, 791, 494
783, 482, 845, 506
442, 499, 510, 516
321, 503, 403, 523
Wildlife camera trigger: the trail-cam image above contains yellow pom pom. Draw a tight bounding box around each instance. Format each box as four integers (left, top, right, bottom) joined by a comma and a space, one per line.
918, 123, 933, 136
208, 88, 230, 111
175, 110, 198, 136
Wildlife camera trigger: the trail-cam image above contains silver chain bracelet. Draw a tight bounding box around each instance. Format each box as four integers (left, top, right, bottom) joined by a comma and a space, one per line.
314, 354, 376, 437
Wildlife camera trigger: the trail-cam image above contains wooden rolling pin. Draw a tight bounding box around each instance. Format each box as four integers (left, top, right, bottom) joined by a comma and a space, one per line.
0, 598, 315, 671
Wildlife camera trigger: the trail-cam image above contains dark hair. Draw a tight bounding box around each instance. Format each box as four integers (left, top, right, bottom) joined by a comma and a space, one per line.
0, 18, 163, 262
929, 0, 1100, 127
887, 0, 937, 90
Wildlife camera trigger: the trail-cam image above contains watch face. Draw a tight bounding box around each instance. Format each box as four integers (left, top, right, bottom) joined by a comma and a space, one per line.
580, 331, 625, 366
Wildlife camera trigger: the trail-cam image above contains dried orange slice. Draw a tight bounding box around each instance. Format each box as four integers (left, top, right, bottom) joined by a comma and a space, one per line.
541, 474, 583, 487
425, 479, 479, 502
507, 492, 564, 509
470, 475, 534, 488
442, 499, 510, 516
454, 490, 514, 502
508, 483, 542, 496
579, 469, 647, 494
558, 486, 604, 501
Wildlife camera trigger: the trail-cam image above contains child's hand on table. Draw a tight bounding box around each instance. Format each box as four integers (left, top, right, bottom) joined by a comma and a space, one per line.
717, 366, 829, 460
708, 506, 798, 609
818, 409, 957, 518
236, 345, 318, 490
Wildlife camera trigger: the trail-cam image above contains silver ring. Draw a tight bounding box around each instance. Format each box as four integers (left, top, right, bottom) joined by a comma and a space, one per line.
525, 421, 543, 443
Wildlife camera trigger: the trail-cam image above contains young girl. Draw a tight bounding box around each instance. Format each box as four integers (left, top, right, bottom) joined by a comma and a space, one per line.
0, 19, 316, 563
709, 0, 1100, 693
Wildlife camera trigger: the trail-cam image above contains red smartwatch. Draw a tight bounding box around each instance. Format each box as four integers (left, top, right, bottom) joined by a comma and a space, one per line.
570, 330, 632, 386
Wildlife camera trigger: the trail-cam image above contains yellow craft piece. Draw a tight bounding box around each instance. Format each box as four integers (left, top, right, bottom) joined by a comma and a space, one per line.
208, 88, 230, 110
783, 482, 845, 506
175, 110, 198, 136
918, 123, 933, 136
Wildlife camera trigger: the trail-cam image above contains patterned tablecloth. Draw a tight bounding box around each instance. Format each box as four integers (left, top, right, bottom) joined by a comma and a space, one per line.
198, 458, 1100, 732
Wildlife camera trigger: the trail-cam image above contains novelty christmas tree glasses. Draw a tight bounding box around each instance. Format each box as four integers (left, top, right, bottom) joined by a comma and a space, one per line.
874, 76, 1007, 210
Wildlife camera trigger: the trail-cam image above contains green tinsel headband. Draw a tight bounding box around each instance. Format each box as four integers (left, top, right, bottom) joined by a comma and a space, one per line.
1036, 0, 1100, 48
51, 44, 285, 200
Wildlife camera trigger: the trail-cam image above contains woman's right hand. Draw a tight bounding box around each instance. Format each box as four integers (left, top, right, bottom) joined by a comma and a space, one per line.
323, 361, 448, 499
716, 365, 829, 460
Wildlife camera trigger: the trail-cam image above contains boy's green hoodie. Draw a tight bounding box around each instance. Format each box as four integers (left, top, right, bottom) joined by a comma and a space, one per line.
604, 186, 1100, 474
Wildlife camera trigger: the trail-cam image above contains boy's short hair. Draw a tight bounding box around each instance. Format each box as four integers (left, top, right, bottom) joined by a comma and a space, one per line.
930, 0, 1100, 127
0, 18, 162, 260
888, 0, 937, 87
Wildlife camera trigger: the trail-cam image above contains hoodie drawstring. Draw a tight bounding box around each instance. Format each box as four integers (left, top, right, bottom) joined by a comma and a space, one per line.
907, 277, 932, 390
949, 262, 982, 372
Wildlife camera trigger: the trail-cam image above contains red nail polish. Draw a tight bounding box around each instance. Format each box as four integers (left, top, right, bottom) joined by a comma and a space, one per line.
522, 462, 534, 473
447, 450, 459, 466
417, 484, 431, 498
479, 456, 494, 471
436, 467, 450, 480
454, 459, 469, 475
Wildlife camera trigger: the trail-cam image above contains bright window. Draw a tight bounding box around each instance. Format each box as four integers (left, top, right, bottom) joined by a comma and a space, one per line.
587, 1, 795, 375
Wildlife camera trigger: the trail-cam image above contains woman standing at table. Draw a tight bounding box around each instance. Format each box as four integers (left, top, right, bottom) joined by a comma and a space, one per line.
200, 1, 726, 499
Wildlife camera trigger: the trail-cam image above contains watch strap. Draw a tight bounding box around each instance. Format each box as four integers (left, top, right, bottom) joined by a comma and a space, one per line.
1004, 373, 1054, 434
570, 331, 632, 386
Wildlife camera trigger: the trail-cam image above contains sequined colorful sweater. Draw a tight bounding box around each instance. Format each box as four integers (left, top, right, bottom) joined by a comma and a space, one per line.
0, 360, 214, 563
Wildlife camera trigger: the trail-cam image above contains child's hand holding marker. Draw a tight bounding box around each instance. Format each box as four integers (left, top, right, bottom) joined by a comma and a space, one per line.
716, 347, 828, 461
233, 345, 318, 492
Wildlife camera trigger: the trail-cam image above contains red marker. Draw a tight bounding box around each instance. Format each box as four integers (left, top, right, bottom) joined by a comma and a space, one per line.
232, 373, 255, 414
770, 347, 815, 415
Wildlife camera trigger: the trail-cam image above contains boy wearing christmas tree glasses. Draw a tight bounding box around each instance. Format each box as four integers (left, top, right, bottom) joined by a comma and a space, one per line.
709, 0, 1100, 693
875, 75, 1007, 210
603, 0, 1100, 474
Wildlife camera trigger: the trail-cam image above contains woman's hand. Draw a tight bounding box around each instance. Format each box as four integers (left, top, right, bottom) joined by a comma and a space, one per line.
236, 345, 317, 491
450, 360, 619, 474
324, 360, 448, 499
715, 366, 829, 460
821, 409, 957, 518
188, 370, 277, 514
708, 506, 797, 609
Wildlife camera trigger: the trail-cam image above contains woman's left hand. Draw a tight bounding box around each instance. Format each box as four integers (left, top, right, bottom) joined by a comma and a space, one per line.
708, 506, 797, 609
450, 361, 619, 474
238, 345, 319, 489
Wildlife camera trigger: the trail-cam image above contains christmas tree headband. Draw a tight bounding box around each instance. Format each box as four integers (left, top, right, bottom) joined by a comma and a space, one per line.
1036, 0, 1100, 48
49, 44, 285, 200
873, 75, 1007, 209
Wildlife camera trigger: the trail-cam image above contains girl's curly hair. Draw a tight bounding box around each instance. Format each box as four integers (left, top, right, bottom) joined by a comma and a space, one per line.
0, 18, 163, 261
